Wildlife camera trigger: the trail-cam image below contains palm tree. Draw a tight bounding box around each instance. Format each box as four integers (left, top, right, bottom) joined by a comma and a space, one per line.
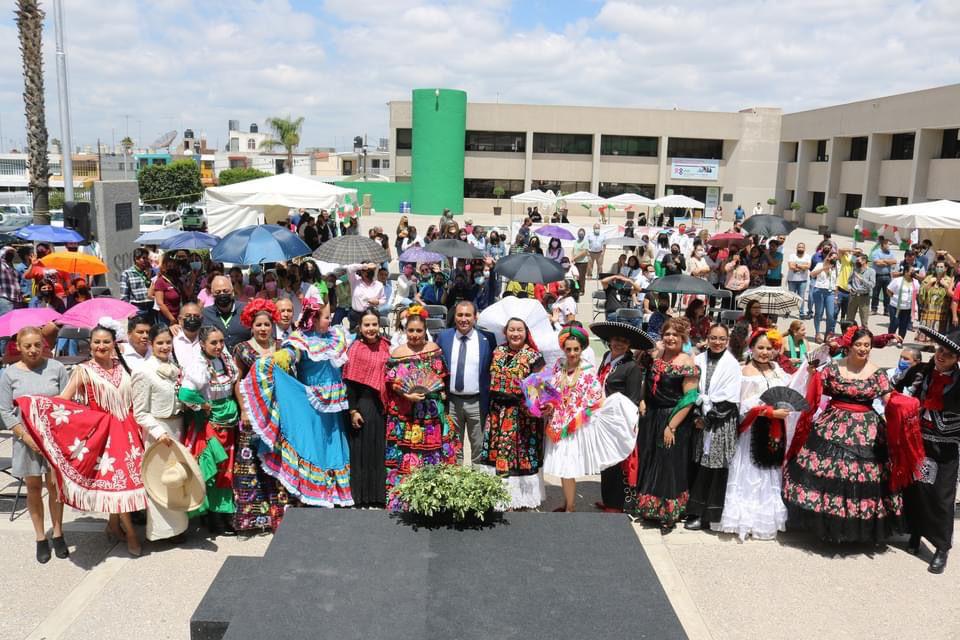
16, 0, 51, 225
121, 136, 134, 151
260, 116, 304, 174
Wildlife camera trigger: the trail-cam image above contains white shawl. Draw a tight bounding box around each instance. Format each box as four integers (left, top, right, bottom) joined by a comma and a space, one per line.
695, 350, 741, 414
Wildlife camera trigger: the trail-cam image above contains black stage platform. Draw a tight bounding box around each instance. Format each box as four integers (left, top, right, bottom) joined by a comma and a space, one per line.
192, 510, 686, 640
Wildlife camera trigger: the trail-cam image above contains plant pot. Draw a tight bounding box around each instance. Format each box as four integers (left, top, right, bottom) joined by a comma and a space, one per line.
493, 206, 502, 216
397, 508, 502, 529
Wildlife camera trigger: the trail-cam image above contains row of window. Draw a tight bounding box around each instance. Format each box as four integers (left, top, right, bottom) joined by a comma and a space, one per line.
461, 180, 706, 201
795, 129, 960, 163
396, 128, 721, 159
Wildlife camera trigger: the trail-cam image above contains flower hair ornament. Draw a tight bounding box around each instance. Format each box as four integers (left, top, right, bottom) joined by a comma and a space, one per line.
837, 324, 859, 349
558, 325, 589, 349
406, 304, 429, 320
95, 315, 127, 343
297, 300, 324, 332
240, 298, 280, 328
748, 327, 783, 352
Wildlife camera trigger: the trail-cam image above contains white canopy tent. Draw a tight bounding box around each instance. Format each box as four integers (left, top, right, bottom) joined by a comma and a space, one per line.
205, 173, 357, 236
606, 193, 654, 207
510, 189, 557, 204
858, 199, 960, 228
558, 191, 607, 206
654, 194, 705, 209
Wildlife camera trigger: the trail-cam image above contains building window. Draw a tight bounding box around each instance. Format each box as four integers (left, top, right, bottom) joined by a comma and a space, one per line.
229, 138, 239, 153
532, 133, 592, 154
381, 159, 390, 169
664, 184, 708, 203
600, 135, 657, 157
785, 142, 798, 162
843, 193, 862, 218
884, 195, 906, 207
396, 128, 412, 150
811, 191, 825, 211
247, 138, 256, 150
849, 137, 868, 161
787, 190, 795, 207
667, 138, 723, 160
940, 129, 960, 159
370, 159, 380, 169
890, 132, 915, 160
598, 182, 656, 199
531, 180, 591, 194
463, 179, 525, 199
815, 140, 828, 162
465, 131, 525, 152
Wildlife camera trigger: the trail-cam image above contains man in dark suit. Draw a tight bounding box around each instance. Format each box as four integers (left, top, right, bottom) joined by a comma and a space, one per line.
437, 300, 497, 464
202, 275, 251, 349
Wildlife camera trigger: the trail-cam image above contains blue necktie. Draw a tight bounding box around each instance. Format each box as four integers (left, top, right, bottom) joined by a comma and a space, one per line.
455, 334, 468, 392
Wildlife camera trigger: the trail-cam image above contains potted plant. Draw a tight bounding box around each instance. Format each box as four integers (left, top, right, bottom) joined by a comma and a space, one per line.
784, 201, 801, 222
815, 204, 829, 214
766, 197, 777, 214
389, 463, 509, 526
492, 184, 505, 216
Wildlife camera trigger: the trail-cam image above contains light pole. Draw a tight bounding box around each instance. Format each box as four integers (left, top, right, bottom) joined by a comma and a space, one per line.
53, 0, 74, 200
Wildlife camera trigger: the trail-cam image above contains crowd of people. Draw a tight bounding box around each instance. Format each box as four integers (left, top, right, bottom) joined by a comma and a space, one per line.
1, 208, 957, 578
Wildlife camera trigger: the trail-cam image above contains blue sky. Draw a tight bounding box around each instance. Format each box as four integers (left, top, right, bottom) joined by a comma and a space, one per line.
0, 0, 957, 153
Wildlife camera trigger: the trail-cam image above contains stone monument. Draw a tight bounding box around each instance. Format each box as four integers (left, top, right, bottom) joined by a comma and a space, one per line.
90, 180, 140, 294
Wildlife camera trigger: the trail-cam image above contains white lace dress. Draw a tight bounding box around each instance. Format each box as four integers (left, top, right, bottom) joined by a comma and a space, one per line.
719, 366, 790, 541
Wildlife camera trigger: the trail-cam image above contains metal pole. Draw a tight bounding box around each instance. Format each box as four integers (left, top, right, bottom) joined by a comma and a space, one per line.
53, 0, 74, 201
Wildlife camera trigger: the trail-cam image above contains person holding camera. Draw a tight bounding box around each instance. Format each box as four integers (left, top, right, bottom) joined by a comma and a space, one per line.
887, 265, 920, 339
810, 250, 840, 342
345, 262, 385, 331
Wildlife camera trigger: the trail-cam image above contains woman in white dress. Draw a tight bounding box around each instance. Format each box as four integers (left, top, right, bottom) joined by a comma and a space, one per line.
720, 328, 792, 540
131, 326, 187, 542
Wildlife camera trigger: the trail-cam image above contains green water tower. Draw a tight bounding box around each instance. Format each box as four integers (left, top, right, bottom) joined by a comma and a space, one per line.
411, 88, 467, 215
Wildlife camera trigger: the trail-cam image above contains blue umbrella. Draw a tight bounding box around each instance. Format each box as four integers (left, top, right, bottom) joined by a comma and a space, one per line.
14, 224, 84, 243
398, 246, 444, 263
160, 231, 220, 251
212, 224, 311, 265
135, 227, 181, 245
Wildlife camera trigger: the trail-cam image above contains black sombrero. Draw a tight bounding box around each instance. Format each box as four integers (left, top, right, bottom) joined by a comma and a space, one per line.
589, 321, 656, 352
919, 326, 960, 355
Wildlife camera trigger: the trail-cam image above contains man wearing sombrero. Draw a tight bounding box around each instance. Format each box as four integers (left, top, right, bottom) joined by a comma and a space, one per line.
896, 326, 960, 574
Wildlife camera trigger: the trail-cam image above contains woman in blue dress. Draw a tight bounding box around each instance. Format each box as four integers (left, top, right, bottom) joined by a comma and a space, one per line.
240, 301, 353, 507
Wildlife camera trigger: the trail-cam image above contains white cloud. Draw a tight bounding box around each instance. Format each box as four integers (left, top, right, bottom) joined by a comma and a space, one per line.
0, 0, 957, 153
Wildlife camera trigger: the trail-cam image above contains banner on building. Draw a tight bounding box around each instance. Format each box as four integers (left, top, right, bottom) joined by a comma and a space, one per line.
670, 158, 719, 181
705, 187, 720, 219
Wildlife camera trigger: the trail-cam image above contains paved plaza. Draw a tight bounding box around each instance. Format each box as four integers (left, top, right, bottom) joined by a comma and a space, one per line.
2, 212, 956, 640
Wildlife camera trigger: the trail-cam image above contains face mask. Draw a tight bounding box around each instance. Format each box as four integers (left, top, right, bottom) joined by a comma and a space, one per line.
250, 264, 262, 275
936, 266, 946, 273
897, 359, 912, 372
215, 293, 234, 308
265, 281, 278, 293
190, 261, 202, 271
474, 276, 484, 285
797, 250, 804, 256
578, 232, 585, 239
695, 249, 704, 257
672, 250, 680, 256
183, 316, 202, 332
166, 266, 180, 278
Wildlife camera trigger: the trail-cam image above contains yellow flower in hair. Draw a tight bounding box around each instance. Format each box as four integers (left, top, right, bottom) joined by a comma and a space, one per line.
765, 329, 783, 350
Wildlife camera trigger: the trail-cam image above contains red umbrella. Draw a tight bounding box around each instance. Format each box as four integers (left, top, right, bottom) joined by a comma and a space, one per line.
707, 232, 749, 249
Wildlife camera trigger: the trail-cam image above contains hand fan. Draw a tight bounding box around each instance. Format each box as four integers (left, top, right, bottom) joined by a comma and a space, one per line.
521, 370, 561, 417
759, 387, 809, 413
398, 368, 444, 395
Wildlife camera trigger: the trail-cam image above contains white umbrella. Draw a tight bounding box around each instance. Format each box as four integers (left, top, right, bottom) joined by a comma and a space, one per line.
654, 194, 705, 209
478, 297, 563, 369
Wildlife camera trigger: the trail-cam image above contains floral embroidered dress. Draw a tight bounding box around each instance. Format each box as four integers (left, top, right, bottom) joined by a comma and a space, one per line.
231, 340, 291, 531
479, 344, 545, 509
626, 359, 700, 526
240, 328, 353, 508
782, 363, 902, 543
18, 361, 148, 513
180, 354, 240, 517
385, 348, 460, 502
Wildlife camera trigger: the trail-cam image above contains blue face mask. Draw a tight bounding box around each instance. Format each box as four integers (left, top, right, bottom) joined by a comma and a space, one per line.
898, 359, 912, 372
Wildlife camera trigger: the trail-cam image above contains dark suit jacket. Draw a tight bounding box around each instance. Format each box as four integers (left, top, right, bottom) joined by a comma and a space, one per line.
601, 350, 643, 405
437, 327, 497, 421
202, 301, 251, 350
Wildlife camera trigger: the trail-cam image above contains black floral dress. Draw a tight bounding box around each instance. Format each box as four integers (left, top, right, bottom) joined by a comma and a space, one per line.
782, 363, 902, 543
626, 359, 700, 526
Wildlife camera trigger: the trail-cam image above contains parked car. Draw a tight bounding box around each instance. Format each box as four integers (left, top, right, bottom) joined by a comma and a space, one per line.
179, 205, 207, 231
139, 211, 181, 233
0, 204, 33, 231
50, 209, 64, 228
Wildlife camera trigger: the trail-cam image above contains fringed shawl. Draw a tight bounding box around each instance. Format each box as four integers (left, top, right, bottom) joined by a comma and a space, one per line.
343, 336, 392, 408
75, 362, 133, 421
285, 327, 349, 367
694, 350, 741, 415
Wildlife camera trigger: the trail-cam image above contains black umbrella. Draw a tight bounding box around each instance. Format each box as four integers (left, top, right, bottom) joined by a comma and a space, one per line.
493, 253, 566, 284
646, 274, 729, 298
426, 239, 483, 259
741, 214, 796, 237
589, 321, 656, 351
312, 236, 389, 265
0, 232, 21, 246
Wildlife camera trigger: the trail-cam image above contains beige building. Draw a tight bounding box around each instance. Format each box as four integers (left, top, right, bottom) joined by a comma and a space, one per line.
388, 84, 960, 225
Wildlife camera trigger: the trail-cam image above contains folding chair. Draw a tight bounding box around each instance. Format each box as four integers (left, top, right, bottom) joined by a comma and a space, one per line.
592, 290, 607, 320
719, 309, 741, 327
0, 434, 25, 521
425, 305, 448, 320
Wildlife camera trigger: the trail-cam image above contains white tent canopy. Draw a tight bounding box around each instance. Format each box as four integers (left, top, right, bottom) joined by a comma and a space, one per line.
205, 173, 357, 236
606, 193, 654, 207
654, 194, 705, 209
510, 189, 558, 204
557, 191, 607, 205
858, 200, 960, 229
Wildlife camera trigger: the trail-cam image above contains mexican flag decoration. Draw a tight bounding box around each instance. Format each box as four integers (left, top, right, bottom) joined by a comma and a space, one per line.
338, 195, 360, 223
854, 225, 863, 242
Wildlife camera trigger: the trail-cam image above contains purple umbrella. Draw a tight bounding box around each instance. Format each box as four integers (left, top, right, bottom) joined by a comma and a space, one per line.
0, 307, 62, 337
398, 246, 445, 263
60, 298, 139, 329
534, 225, 575, 240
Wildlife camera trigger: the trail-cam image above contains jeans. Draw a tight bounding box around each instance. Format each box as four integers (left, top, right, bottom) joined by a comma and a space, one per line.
835, 289, 850, 322
606, 310, 642, 328
889, 307, 912, 338
812, 287, 836, 336
787, 280, 807, 315
873, 273, 891, 312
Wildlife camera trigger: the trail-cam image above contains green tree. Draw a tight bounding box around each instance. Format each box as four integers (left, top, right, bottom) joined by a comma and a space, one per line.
260, 116, 304, 174
217, 167, 271, 186
138, 159, 202, 209
121, 136, 134, 151
16, 0, 50, 224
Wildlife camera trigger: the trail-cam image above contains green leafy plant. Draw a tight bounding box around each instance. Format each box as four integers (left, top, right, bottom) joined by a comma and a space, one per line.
815, 204, 829, 214
217, 167, 271, 186
390, 464, 508, 522
790, 201, 801, 211
137, 159, 202, 209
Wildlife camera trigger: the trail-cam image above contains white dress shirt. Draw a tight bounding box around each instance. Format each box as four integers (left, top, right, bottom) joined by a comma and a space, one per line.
449, 328, 480, 395
173, 332, 202, 371
120, 343, 152, 373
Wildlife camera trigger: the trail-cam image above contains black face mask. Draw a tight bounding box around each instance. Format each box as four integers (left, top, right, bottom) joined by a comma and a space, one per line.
182, 316, 202, 332
671, 250, 680, 256
215, 293, 234, 308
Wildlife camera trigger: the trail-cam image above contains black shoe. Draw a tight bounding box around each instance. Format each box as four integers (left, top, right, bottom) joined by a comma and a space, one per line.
51, 535, 69, 559
684, 517, 703, 531
660, 523, 675, 535
929, 549, 949, 574
907, 534, 921, 555
206, 514, 223, 537
219, 513, 237, 537
36, 539, 51, 564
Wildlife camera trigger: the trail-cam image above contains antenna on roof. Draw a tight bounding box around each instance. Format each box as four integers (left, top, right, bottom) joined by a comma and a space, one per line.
151, 130, 177, 150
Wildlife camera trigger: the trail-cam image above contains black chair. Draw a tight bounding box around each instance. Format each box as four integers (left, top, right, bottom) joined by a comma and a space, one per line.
90, 286, 113, 298
591, 290, 606, 320
0, 434, 25, 521
388, 273, 400, 281
56, 326, 91, 355
425, 305, 447, 320
719, 309, 741, 326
